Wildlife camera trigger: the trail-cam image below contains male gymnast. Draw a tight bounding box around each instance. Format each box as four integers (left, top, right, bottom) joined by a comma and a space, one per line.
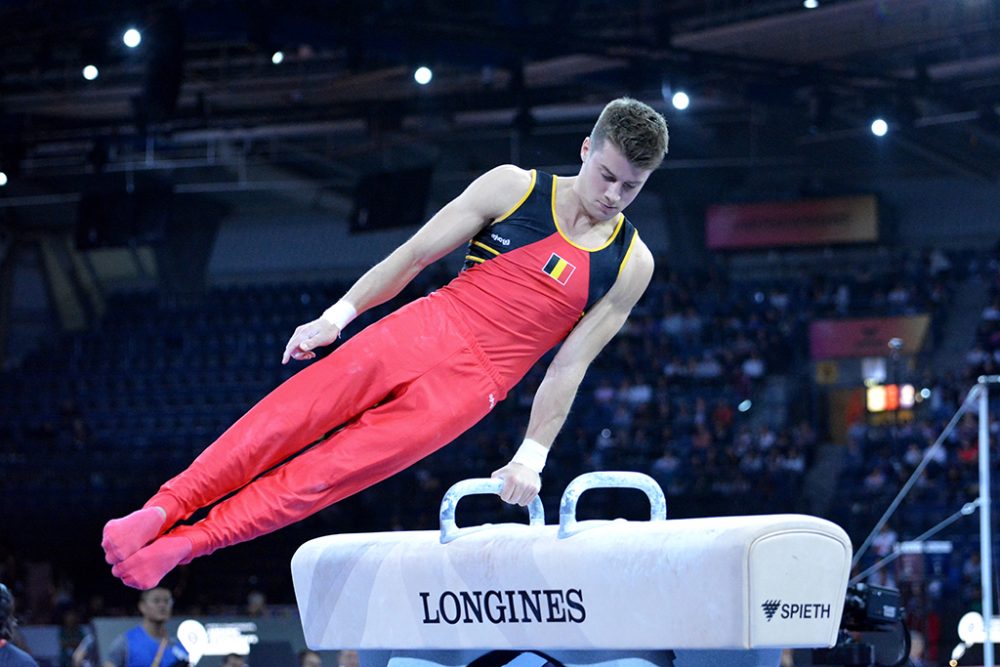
102, 97, 669, 589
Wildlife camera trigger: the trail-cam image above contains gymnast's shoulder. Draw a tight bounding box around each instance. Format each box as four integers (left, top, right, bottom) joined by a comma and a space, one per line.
481, 163, 533, 189
618, 235, 655, 290
458, 165, 535, 219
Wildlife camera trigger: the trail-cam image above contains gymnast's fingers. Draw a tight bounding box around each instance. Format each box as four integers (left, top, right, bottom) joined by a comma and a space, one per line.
491, 467, 515, 503
282, 324, 308, 364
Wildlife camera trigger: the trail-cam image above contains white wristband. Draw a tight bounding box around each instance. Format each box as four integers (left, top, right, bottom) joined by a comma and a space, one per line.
320, 300, 357, 331
511, 438, 549, 474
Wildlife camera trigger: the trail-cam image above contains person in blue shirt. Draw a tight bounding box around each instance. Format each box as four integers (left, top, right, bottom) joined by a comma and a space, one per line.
0, 582, 39, 667
103, 588, 188, 667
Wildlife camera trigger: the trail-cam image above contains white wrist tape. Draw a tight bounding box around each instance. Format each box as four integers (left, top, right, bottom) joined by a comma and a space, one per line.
320, 300, 357, 331
511, 438, 549, 474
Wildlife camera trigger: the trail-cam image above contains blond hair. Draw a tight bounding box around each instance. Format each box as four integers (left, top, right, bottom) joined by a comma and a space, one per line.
590, 98, 669, 170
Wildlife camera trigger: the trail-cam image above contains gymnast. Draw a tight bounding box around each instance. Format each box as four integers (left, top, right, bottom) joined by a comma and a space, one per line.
102, 97, 669, 589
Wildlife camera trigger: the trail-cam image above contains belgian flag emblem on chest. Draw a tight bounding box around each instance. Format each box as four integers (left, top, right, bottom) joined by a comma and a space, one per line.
542, 253, 576, 285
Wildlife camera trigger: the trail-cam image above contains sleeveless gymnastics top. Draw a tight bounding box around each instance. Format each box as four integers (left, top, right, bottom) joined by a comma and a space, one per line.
435, 169, 639, 390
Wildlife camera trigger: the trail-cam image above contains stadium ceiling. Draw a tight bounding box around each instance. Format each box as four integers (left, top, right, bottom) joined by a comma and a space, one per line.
1, 0, 1000, 197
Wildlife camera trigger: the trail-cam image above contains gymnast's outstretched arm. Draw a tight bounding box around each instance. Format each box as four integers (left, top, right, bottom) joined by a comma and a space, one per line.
282, 164, 534, 364
493, 239, 655, 505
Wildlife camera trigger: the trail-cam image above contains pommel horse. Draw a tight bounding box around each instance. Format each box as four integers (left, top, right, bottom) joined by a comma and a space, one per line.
292, 472, 852, 667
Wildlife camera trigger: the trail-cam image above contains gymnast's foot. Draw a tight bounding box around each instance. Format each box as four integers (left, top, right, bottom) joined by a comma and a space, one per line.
102, 507, 167, 564
112, 536, 192, 590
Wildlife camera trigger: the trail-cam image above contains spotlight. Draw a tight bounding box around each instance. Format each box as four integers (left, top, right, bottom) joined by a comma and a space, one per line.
671, 91, 690, 110
803, 0, 819, 8
738, 400, 752, 413
870, 118, 888, 136
123, 28, 142, 48
0, 172, 7, 187
414, 66, 433, 85
82, 65, 99, 80
271, 51, 284, 65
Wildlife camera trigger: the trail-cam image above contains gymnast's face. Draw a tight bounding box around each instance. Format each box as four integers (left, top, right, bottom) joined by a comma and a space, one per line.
576, 136, 651, 221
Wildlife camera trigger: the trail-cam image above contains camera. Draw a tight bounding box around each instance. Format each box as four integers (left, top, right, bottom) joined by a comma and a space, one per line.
806, 584, 909, 667
842, 584, 903, 629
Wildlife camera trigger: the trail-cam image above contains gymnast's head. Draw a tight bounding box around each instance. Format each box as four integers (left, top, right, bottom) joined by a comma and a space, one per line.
589, 97, 669, 172
576, 98, 669, 218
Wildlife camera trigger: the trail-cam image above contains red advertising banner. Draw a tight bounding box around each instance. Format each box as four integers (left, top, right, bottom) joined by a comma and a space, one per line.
706, 195, 878, 250
809, 315, 930, 360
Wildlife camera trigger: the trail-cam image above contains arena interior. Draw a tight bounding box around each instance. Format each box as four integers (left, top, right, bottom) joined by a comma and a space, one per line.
1, 1, 1000, 666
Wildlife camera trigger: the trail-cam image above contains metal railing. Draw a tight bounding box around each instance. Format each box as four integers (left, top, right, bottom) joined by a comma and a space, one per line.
852, 375, 998, 667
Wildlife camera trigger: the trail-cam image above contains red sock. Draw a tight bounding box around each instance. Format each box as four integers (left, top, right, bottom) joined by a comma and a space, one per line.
102, 507, 166, 565
111, 536, 192, 590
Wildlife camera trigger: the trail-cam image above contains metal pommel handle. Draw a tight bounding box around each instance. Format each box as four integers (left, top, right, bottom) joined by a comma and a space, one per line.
439, 478, 545, 544
558, 471, 666, 538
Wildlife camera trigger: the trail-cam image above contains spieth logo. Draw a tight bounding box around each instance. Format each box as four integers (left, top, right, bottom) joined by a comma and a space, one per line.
761, 599, 832, 622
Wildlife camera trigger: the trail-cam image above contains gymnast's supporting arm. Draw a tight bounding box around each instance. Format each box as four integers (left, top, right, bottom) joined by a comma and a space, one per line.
493, 239, 655, 506
281, 165, 533, 364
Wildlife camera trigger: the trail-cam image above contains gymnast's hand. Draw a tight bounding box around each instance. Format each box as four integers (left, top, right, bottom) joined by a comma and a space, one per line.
491, 462, 541, 506
282, 318, 340, 365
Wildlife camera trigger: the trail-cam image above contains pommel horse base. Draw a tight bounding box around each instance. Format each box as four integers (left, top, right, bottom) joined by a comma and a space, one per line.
292, 472, 852, 667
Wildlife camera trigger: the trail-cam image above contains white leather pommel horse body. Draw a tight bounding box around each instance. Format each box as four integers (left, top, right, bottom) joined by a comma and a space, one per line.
292, 472, 852, 667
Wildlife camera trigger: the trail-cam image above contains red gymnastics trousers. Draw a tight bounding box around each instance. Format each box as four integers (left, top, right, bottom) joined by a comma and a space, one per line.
144, 294, 507, 559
